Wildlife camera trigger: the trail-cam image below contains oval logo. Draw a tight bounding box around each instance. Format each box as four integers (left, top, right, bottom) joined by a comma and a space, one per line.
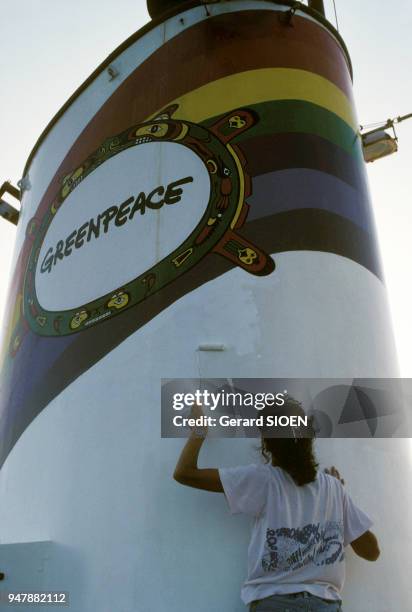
35, 142, 210, 312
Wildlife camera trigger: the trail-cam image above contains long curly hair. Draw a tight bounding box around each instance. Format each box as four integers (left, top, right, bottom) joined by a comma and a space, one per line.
260, 398, 318, 486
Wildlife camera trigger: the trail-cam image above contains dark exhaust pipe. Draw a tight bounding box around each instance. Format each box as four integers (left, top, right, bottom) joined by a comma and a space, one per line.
147, 0, 188, 20
147, 1, 327, 21
308, 0, 325, 17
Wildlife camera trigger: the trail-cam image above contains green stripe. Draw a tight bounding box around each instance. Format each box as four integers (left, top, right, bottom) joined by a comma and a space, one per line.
203, 100, 363, 161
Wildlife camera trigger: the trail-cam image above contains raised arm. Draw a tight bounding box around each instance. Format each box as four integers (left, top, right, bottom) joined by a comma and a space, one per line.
325, 465, 380, 562
173, 405, 223, 492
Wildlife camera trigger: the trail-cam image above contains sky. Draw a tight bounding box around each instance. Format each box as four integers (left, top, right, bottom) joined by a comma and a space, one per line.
0, 0, 411, 375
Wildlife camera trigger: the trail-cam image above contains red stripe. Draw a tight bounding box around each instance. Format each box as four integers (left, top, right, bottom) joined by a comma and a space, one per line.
34, 10, 353, 223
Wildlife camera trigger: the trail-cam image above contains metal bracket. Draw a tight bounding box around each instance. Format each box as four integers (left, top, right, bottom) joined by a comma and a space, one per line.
279, 2, 302, 26
0, 181, 21, 226
17, 174, 31, 193
107, 65, 119, 81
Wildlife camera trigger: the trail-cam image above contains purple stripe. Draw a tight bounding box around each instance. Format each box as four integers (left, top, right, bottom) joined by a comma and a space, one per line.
248, 168, 375, 233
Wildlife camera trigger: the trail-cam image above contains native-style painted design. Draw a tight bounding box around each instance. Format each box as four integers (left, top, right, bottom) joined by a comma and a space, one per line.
23, 105, 274, 337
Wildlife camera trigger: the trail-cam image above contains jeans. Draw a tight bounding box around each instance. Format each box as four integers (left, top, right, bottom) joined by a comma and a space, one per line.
249, 592, 343, 612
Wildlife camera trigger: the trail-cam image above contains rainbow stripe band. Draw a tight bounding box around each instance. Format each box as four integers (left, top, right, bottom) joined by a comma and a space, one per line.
153, 68, 357, 132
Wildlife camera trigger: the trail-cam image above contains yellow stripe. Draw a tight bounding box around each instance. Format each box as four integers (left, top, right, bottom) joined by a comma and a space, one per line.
152, 68, 357, 131
227, 143, 245, 230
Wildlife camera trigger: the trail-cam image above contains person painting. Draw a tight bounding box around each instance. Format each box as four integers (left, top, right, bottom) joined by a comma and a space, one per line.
173, 398, 380, 611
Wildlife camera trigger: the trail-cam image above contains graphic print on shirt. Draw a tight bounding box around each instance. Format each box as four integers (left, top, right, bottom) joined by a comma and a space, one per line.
262, 521, 345, 572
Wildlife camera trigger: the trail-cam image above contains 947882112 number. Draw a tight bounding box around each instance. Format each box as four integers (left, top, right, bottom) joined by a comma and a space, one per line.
0, 591, 69, 605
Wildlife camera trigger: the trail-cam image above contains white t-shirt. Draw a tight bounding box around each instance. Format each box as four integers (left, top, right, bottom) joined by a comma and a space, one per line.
218, 463, 373, 605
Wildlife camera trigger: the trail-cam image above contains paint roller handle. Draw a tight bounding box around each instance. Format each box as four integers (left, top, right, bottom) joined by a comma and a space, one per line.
173, 404, 223, 492
190, 402, 208, 438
